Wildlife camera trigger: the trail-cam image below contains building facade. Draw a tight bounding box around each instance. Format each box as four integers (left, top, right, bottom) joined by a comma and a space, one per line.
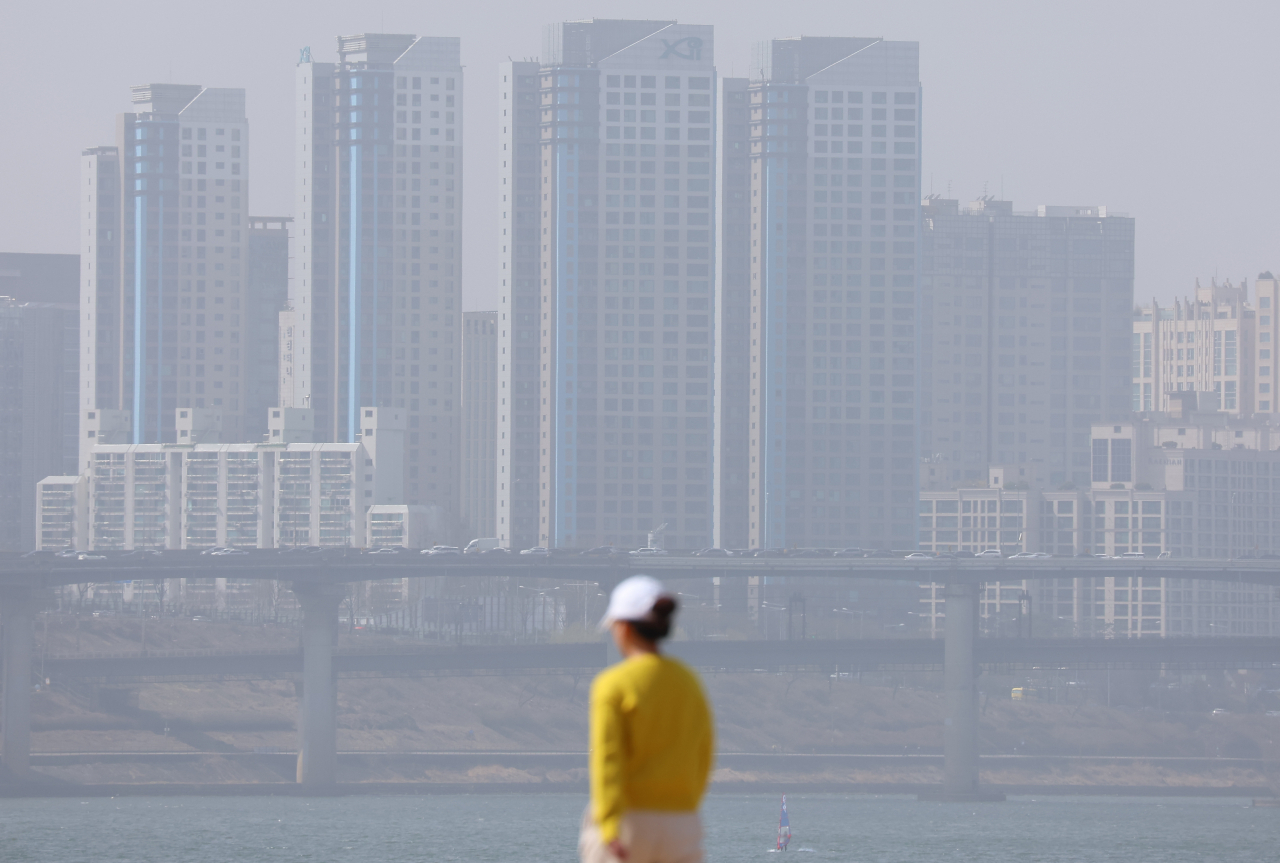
80, 84, 251, 453
38, 407, 404, 551
497, 19, 719, 551
713, 76, 752, 550
495, 60, 544, 551
244, 217, 291, 441
743, 36, 922, 551
1131, 275, 1276, 417
462, 311, 498, 538
919, 198, 1135, 492
917, 410, 1280, 638
288, 33, 462, 517
0, 299, 79, 550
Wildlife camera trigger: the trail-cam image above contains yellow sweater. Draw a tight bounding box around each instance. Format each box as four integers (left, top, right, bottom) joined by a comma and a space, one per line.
589, 653, 715, 842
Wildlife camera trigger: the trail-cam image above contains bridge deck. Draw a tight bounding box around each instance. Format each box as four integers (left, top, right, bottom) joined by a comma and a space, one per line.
39, 637, 1280, 683
5, 553, 1280, 588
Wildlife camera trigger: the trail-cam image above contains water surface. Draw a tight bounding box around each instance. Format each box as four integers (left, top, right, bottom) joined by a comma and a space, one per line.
1, 793, 1275, 862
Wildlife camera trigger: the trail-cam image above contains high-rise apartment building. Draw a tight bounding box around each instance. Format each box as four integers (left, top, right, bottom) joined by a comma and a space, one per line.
1131, 275, 1276, 417
496, 60, 543, 551
0, 299, 79, 550
244, 216, 291, 441
80, 84, 251, 455
741, 37, 921, 551
462, 311, 498, 538
920, 199, 1135, 491
289, 34, 462, 516
498, 19, 718, 551
713, 77, 752, 550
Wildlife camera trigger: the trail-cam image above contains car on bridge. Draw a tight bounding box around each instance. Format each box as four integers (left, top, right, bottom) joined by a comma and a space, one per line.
833, 548, 865, 558
694, 548, 733, 557
904, 552, 934, 560
519, 547, 550, 556
630, 547, 668, 556
975, 549, 1003, 558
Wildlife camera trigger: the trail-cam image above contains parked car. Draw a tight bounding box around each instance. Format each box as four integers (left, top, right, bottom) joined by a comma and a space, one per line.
975, 549, 1003, 558
519, 547, 550, 556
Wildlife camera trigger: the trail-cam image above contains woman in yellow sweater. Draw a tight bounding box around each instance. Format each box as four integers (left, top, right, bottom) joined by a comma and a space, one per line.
579, 575, 715, 863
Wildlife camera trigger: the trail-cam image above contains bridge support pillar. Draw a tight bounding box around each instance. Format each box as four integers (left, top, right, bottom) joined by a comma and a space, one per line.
920, 582, 1004, 802
1, 588, 36, 782
293, 583, 344, 790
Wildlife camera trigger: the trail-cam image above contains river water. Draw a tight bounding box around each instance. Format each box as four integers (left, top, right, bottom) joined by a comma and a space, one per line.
1, 793, 1276, 862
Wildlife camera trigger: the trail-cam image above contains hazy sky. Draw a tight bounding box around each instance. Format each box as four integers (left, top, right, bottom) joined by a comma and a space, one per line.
4, 0, 1277, 311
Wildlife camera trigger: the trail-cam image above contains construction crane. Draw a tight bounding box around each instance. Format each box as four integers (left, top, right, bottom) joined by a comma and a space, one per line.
647, 522, 669, 551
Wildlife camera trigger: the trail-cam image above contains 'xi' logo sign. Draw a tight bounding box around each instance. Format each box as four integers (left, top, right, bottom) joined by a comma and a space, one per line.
660, 37, 703, 61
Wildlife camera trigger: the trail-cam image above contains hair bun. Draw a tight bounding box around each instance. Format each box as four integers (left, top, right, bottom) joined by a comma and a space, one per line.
651, 596, 677, 619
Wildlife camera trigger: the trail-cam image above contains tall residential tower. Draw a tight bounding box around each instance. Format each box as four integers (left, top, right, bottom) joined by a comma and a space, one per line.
498, 19, 718, 550
80, 84, 250, 460
919, 199, 1135, 491
742, 37, 922, 551
289, 34, 462, 516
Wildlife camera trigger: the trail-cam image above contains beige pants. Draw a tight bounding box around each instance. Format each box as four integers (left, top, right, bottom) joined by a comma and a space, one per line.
579, 807, 703, 863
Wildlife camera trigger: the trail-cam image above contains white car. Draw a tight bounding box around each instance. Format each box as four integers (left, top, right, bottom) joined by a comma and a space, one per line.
903, 552, 933, 560
519, 547, 550, 556
76, 552, 106, 561
630, 547, 669, 556
421, 546, 461, 556
975, 549, 1003, 558
1009, 551, 1037, 559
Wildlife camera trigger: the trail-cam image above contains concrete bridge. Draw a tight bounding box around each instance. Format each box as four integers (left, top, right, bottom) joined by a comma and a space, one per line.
41, 635, 1280, 683
4, 554, 1280, 798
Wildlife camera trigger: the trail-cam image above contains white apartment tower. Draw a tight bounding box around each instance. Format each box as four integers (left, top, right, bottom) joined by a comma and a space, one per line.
289, 34, 462, 519
744, 37, 922, 551
499, 20, 719, 551
80, 84, 250, 461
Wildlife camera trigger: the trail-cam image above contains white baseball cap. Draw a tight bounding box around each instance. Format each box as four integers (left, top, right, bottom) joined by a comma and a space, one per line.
599, 575, 671, 630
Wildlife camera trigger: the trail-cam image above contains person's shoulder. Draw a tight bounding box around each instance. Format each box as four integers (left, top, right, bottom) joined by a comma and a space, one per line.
592, 655, 648, 695
658, 654, 703, 686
